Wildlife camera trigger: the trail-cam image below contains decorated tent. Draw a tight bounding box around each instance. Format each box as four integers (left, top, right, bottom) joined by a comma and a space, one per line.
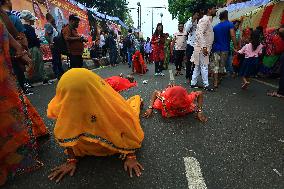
242, 1, 284, 29
213, 0, 284, 29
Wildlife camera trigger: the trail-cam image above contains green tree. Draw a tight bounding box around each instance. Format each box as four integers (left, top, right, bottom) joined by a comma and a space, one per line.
121, 12, 134, 35
168, 0, 225, 23
77, 0, 129, 21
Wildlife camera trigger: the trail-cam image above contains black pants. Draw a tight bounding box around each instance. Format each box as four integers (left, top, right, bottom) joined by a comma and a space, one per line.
278, 53, 284, 95
185, 44, 194, 79
51, 48, 64, 79
12, 60, 26, 91
174, 50, 185, 71
70, 55, 83, 68
109, 49, 118, 66
145, 53, 150, 62
155, 61, 163, 73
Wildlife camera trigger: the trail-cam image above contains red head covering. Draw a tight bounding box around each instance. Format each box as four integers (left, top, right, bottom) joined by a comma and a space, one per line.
105, 76, 137, 92
153, 86, 199, 118
132, 51, 147, 74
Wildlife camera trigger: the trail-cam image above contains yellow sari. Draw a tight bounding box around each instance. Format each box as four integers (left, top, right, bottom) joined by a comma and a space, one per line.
47, 68, 144, 157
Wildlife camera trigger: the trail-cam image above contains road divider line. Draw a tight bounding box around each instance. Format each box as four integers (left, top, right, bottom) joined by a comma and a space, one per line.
169, 69, 175, 83
183, 157, 207, 189
251, 78, 278, 89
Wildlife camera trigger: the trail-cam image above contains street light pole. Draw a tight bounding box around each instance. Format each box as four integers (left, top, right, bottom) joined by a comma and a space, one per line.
139, 4, 142, 31
137, 7, 139, 30
137, 2, 141, 32
146, 6, 166, 35
152, 8, 154, 35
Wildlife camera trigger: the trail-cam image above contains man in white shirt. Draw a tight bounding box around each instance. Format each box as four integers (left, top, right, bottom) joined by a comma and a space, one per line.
185, 9, 200, 82
190, 4, 216, 91
173, 22, 188, 76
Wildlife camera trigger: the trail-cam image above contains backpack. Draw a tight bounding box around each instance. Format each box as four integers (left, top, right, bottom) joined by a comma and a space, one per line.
126, 34, 134, 48
53, 32, 69, 56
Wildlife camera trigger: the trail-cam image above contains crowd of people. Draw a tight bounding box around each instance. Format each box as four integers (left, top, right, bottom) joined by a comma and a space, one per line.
1, 0, 284, 186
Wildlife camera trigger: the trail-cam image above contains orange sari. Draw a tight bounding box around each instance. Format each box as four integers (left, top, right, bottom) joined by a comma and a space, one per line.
0, 22, 48, 186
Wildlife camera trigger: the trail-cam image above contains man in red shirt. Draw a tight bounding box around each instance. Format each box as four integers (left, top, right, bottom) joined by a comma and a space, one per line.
62, 14, 87, 68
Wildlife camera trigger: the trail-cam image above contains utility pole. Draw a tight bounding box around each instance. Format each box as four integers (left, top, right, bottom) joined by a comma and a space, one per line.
137, 2, 141, 31
146, 6, 166, 35
137, 8, 139, 30
139, 4, 142, 31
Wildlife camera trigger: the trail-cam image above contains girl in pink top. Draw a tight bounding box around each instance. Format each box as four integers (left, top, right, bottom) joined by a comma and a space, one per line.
236, 30, 263, 89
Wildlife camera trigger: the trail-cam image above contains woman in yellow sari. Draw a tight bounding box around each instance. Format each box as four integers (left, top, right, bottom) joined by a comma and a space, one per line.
47, 68, 145, 182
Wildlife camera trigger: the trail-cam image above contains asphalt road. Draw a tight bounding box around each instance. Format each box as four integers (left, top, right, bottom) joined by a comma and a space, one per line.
4, 63, 284, 189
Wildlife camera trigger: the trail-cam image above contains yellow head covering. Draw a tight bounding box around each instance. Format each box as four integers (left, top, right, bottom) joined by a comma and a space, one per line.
47, 68, 144, 156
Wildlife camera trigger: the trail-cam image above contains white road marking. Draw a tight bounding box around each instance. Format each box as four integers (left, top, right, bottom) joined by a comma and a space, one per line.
184, 157, 207, 189
169, 69, 175, 82
273, 169, 282, 177
251, 78, 278, 89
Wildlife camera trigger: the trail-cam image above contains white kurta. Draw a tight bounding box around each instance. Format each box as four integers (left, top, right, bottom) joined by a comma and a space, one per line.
190, 15, 214, 65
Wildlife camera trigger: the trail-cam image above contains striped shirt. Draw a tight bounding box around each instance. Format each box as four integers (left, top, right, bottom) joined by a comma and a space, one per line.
174, 31, 188, 51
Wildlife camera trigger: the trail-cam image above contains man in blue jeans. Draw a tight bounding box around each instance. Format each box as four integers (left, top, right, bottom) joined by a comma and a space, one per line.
126, 29, 135, 68
212, 10, 237, 88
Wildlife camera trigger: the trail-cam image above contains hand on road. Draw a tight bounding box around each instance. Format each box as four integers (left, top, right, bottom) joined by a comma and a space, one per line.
48, 162, 76, 183
197, 112, 208, 123
143, 109, 153, 118
124, 158, 144, 178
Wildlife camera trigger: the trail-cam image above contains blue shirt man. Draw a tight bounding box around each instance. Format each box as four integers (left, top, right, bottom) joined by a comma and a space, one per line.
211, 10, 237, 88
212, 20, 234, 52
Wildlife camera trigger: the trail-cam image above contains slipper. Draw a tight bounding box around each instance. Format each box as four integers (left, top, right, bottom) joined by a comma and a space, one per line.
241, 82, 250, 90
267, 92, 284, 98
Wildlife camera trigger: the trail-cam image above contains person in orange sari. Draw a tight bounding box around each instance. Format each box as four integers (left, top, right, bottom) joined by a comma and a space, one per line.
132, 50, 148, 75
47, 68, 144, 183
0, 20, 48, 186
105, 74, 137, 92
143, 85, 207, 122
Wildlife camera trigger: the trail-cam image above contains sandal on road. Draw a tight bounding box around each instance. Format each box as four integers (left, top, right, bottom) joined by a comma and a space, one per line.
241, 82, 250, 90
267, 91, 284, 98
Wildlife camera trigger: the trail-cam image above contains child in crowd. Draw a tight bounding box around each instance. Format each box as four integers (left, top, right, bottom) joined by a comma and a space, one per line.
236, 30, 263, 89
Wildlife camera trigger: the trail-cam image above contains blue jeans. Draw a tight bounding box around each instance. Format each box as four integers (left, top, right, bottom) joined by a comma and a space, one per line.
226, 54, 234, 74
127, 47, 134, 67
